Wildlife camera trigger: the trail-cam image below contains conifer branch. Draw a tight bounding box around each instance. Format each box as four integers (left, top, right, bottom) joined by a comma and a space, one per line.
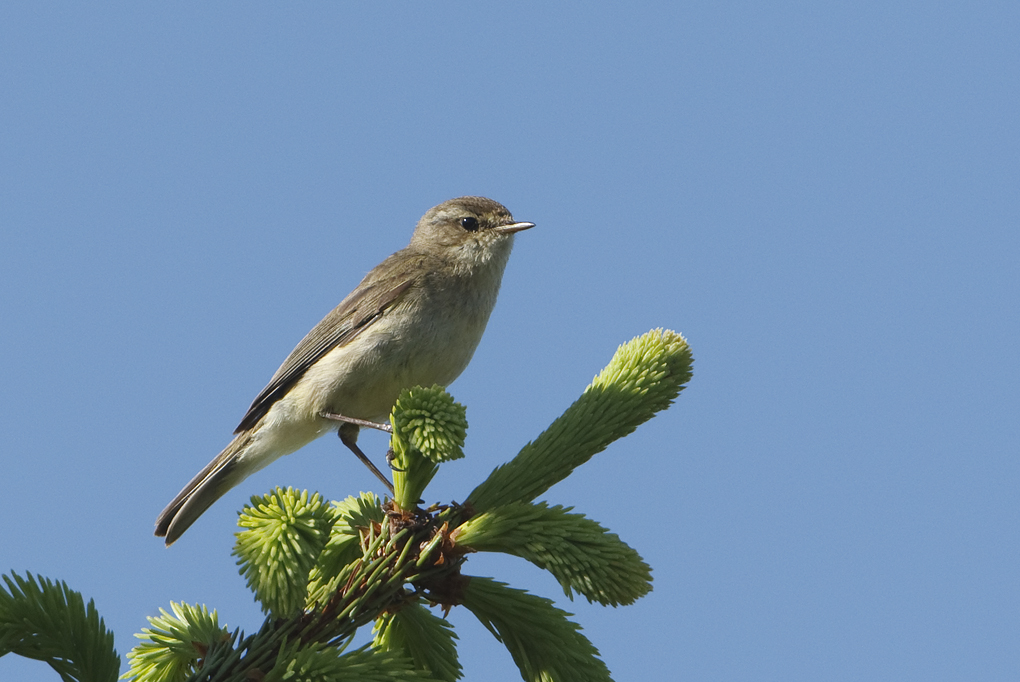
460, 577, 611, 682
0, 571, 120, 682
455, 501, 652, 606
468, 329, 692, 511
373, 603, 461, 682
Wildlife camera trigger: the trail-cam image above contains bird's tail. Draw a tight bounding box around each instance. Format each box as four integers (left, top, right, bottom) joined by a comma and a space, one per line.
155, 432, 254, 546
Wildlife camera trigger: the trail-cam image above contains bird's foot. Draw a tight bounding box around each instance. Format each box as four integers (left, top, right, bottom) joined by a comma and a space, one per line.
385, 447, 406, 473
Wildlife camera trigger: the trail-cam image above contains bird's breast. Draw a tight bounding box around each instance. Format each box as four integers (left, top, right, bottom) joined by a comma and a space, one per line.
288, 268, 503, 425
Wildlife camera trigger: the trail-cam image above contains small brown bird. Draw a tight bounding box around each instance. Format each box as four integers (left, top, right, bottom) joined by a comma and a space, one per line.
155, 196, 533, 545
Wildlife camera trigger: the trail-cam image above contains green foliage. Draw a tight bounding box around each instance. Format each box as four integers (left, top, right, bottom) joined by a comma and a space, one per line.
305, 492, 385, 607
267, 642, 441, 682
455, 501, 652, 606
460, 577, 611, 682
10, 328, 691, 682
126, 327, 692, 682
127, 520, 442, 682
373, 603, 461, 682
468, 328, 693, 511
124, 602, 228, 682
233, 487, 335, 618
390, 385, 468, 509
0, 571, 120, 682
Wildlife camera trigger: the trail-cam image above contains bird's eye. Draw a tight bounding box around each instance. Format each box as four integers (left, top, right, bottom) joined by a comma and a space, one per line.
459, 216, 479, 231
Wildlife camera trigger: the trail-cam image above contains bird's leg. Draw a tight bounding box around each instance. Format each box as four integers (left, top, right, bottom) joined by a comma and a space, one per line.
333, 420, 395, 495
322, 412, 403, 474
321, 412, 393, 434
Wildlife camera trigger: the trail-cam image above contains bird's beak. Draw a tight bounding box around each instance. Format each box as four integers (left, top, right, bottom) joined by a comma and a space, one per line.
496, 221, 535, 235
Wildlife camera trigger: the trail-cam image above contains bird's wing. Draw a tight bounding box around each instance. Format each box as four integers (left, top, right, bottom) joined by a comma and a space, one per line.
234, 252, 422, 433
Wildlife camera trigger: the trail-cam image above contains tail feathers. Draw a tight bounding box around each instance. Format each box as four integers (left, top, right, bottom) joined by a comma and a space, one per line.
155, 433, 252, 546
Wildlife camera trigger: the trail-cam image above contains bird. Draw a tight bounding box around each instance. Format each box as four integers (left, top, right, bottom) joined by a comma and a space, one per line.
155, 196, 533, 545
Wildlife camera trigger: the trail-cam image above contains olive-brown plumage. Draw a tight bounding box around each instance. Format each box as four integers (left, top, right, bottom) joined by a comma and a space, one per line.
155, 197, 533, 545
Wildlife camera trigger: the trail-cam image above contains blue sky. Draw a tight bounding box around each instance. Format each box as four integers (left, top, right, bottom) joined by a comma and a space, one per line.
2, 2, 1018, 680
